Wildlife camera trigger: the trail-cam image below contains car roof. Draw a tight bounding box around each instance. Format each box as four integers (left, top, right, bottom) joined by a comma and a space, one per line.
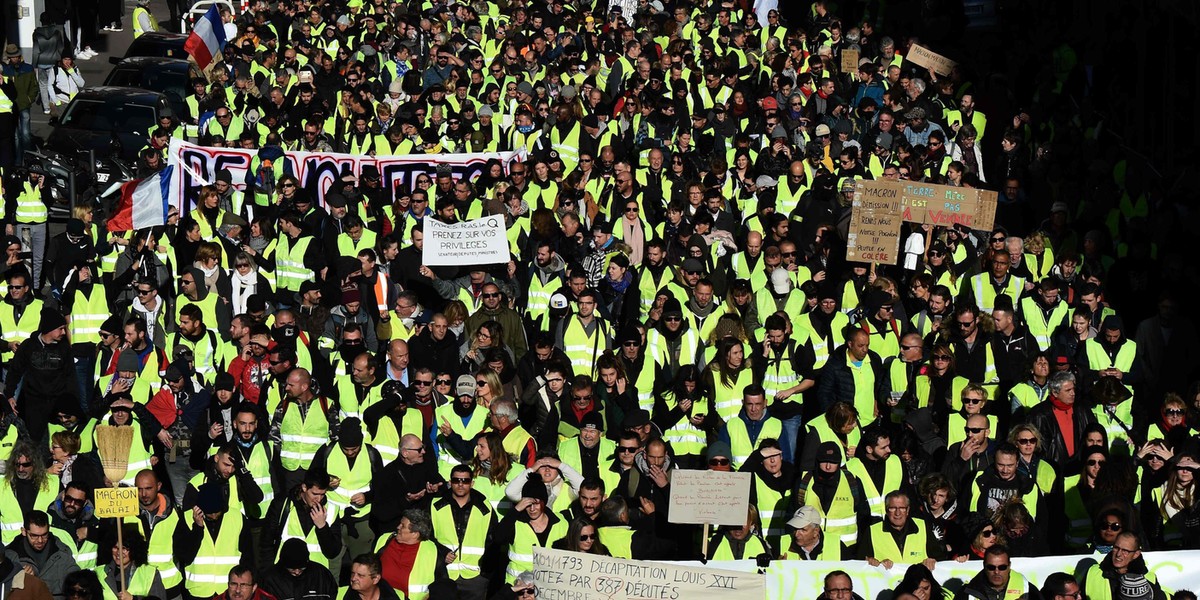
111, 56, 192, 69
73, 86, 170, 102
132, 32, 188, 44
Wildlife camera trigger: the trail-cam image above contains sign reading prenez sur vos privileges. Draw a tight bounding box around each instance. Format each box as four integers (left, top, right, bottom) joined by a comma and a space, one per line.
533, 547, 765, 600
421, 216, 510, 266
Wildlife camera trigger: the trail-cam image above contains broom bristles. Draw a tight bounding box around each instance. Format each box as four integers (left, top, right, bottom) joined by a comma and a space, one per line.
95, 425, 136, 483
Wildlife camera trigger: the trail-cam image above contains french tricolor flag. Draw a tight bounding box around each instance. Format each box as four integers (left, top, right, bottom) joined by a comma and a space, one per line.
107, 167, 175, 232
183, 5, 227, 70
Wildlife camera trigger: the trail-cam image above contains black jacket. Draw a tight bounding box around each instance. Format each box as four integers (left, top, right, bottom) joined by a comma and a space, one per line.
259, 561, 339, 600
816, 345, 887, 413
1024, 398, 1096, 470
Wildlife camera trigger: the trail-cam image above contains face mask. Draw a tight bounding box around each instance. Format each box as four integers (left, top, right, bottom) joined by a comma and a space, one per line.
273, 324, 299, 343
517, 124, 535, 134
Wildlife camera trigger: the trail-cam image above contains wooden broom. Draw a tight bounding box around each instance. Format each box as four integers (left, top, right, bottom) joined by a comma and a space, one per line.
95, 424, 135, 594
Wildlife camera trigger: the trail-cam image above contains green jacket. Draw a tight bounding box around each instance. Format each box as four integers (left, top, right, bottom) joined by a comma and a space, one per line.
2, 64, 38, 110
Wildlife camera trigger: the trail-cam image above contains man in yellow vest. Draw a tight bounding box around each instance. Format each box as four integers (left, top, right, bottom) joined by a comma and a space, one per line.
781, 506, 841, 560
718, 386, 786, 470
265, 471, 341, 571
1084, 316, 1140, 390
431, 465, 495, 597
0, 269, 42, 368
1082, 532, 1163, 600
955, 546, 1039, 600
269, 368, 339, 492
309, 418, 384, 566
180, 482, 248, 600
858, 491, 940, 570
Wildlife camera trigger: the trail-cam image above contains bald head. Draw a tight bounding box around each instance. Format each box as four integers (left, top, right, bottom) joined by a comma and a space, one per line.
286, 368, 313, 402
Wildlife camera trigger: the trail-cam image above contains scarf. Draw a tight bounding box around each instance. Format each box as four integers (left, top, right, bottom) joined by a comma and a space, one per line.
608, 271, 633, 293
197, 263, 220, 292
231, 270, 257, 315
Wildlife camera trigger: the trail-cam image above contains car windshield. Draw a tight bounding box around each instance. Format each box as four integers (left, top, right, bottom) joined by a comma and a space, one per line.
59, 99, 156, 134
106, 66, 188, 114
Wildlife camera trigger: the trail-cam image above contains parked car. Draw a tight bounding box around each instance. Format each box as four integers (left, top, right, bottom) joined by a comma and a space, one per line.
114, 32, 188, 60
104, 57, 195, 119
45, 87, 172, 161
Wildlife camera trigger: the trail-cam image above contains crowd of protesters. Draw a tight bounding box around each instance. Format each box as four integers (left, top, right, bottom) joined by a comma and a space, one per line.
0, 0, 1196, 599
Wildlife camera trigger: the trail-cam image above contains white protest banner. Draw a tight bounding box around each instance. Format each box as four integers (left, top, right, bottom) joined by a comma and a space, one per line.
687, 551, 1200, 600
167, 138, 523, 213
668, 470, 752, 526
422, 216, 510, 266
533, 547, 765, 600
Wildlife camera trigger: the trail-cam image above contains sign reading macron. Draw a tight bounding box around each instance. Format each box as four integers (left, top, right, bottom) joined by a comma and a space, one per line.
421, 216, 510, 266
533, 547, 765, 600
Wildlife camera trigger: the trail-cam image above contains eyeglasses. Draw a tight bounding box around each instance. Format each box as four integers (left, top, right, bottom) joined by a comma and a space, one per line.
618, 447, 639, 453
403, 445, 426, 453
964, 427, 986, 434
709, 458, 730, 466
579, 533, 596, 541
1103, 522, 1122, 531
1112, 546, 1138, 555
1057, 592, 1082, 599
451, 477, 472, 484
413, 380, 432, 387
1016, 438, 1037, 445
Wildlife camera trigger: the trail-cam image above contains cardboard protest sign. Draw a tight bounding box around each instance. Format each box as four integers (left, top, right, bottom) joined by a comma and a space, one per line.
847, 179, 904, 264
840, 48, 860, 73
906, 43, 957, 76
668, 470, 752, 526
534, 547, 765, 600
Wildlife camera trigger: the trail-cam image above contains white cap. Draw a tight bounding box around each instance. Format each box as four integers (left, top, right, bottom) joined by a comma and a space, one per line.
770, 268, 791, 294
787, 506, 821, 529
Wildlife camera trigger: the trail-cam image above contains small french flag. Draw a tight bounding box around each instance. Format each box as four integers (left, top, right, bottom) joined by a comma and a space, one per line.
183, 5, 227, 70
107, 167, 175, 232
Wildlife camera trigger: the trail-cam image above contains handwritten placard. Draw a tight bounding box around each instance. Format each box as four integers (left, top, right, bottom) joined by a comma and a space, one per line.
94, 487, 138, 518
668, 470, 751, 526
898, 182, 980, 228
534, 547, 765, 600
840, 48, 860, 73
906, 44, 957, 76
848, 179, 904, 264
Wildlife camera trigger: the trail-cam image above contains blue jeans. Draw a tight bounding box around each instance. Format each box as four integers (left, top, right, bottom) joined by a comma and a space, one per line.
74, 355, 95, 415
15, 109, 31, 164
781, 414, 803, 464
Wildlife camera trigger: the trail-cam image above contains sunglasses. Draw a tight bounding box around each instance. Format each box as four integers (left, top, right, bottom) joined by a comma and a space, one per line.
980, 529, 995, 538
482, 292, 501, 298
932, 355, 951, 361
984, 564, 1010, 572
964, 397, 984, 405
1088, 459, 1106, 466
1164, 409, 1185, 416
436, 378, 452, 385
451, 477, 472, 484
709, 458, 731, 466
476, 380, 489, 386
618, 447, 639, 454
964, 427, 986, 434
1016, 438, 1037, 445
413, 380, 432, 387
1103, 522, 1122, 531
579, 533, 596, 541
957, 320, 976, 328
573, 394, 592, 401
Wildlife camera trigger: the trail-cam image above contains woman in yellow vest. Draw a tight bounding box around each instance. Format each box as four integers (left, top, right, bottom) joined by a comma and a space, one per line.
552, 517, 610, 555
500, 477, 568, 583
1150, 452, 1197, 548
97, 526, 167, 600
1007, 425, 1057, 494
470, 432, 519, 517
705, 337, 754, 422
654, 365, 713, 470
